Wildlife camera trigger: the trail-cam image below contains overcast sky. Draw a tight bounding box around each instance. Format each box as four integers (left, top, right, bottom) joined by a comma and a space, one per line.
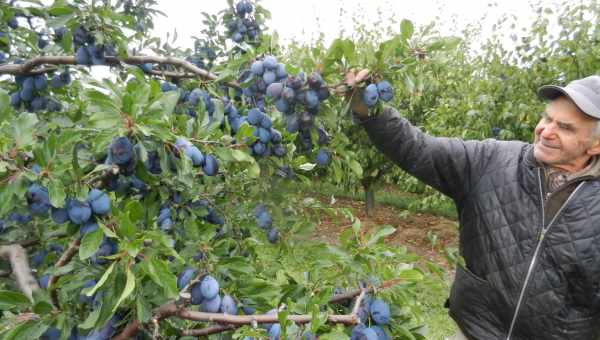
151, 0, 563, 48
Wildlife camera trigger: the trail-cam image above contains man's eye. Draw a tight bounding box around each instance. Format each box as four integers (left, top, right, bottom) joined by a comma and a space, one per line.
558, 124, 572, 131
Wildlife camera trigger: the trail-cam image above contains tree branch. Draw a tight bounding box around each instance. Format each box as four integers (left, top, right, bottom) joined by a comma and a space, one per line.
0, 230, 69, 248
114, 278, 404, 339
0, 244, 39, 300
329, 278, 403, 304
49, 238, 80, 308
0, 55, 241, 89
180, 324, 237, 337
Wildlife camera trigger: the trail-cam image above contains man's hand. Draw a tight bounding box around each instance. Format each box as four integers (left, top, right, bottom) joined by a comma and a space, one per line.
344, 69, 371, 119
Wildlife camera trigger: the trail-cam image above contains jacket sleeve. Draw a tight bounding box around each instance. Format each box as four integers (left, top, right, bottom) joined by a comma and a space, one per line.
359, 106, 499, 202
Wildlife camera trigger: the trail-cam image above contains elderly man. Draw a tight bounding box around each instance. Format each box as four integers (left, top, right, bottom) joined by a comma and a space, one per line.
351, 75, 600, 339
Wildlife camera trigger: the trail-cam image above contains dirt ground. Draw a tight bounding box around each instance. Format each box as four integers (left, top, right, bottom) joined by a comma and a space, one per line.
312, 196, 459, 268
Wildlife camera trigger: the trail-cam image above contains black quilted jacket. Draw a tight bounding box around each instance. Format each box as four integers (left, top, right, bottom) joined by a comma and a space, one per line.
360, 107, 600, 340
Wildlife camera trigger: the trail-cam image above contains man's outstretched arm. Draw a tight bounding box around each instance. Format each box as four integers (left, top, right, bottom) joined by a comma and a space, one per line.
358, 106, 499, 203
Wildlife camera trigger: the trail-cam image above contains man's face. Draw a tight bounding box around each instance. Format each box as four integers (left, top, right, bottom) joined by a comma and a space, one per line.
533, 96, 600, 172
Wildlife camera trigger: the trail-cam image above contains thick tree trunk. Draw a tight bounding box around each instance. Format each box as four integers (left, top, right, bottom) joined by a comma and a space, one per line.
363, 183, 376, 217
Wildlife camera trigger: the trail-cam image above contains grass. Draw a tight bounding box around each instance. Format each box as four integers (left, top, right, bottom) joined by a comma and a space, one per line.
309, 181, 458, 219
414, 265, 458, 340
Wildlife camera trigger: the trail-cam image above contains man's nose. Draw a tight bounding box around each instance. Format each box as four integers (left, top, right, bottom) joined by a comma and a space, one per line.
539, 123, 557, 138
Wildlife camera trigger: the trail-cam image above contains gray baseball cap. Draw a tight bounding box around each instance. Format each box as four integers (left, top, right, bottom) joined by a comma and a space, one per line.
538, 75, 600, 119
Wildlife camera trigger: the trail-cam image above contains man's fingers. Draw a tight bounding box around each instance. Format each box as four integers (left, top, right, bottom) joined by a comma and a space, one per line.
344, 72, 357, 87
355, 69, 370, 83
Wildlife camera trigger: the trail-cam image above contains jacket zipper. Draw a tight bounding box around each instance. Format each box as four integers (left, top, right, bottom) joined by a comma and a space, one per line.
505, 169, 585, 340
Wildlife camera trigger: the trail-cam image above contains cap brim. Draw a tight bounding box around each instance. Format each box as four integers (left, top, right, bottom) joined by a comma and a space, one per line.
537, 85, 567, 101
538, 85, 600, 119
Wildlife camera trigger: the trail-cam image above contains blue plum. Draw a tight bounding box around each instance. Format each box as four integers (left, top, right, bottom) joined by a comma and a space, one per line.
371, 325, 390, 340
266, 82, 283, 98
26, 184, 51, 215
39, 274, 50, 289
200, 275, 219, 300
263, 56, 278, 70
190, 282, 204, 305
109, 137, 134, 165
177, 267, 197, 290
369, 299, 390, 325
268, 323, 281, 339
200, 294, 222, 312
363, 84, 379, 107
202, 155, 219, 176
40, 327, 60, 340
75, 46, 92, 65
87, 189, 110, 215
316, 148, 331, 166
376, 80, 394, 102
267, 228, 279, 243
67, 199, 92, 224
220, 294, 237, 314
247, 108, 263, 126
33, 74, 47, 90
250, 60, 264, 76
256, 211, 272, 229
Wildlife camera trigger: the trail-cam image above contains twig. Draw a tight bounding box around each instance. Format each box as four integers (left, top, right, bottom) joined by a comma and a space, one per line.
329, 278, 403, 304
115, 278, 404, 338
351, 290, 366, 317
0, 244, 39, 300
175, 309, 359, 325
180, 324, 237, 336
0, 230, 69, 248
0, 55, 241, 89
151, 318, 160, 340
112, 302, 179, 340
49, 238, 80, 308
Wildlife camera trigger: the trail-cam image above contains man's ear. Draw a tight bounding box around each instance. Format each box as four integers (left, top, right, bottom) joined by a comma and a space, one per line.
587, 138, 600, 156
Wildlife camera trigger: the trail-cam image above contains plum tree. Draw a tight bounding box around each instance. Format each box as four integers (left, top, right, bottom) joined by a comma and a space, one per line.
0, 1, 426, 339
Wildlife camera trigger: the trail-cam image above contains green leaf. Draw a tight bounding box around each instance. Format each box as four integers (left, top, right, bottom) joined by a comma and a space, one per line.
48, 5, 74, 16
79, 227, 104, 260
99, 222, 118, 239
1, 320, 48, 340
298, 163, 316, 171
401, 19, 414, 40
352, 217, 361, 235
0, 290, 31, 310
85, 90, 121, 129
230, 149, 254, 162
13, 113, 39, 149
79, 301, 102, 329
115, 211, 135, 240
32, 300, 54, 314
348, 159, 363, 177
319, 330, 350, 340
0, 89, 10, 116
146, 258, 178, 299
247, 161, 260, 178
367, 225, 396, 246
83, 261, 116, 298
136, 293, 152, 323
398, 269, 424, 282
111, 268, 135, 313
47, 177, 66, 208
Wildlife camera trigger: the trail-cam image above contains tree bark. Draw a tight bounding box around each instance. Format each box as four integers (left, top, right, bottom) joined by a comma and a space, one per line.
0, 244, 39, 300
363, 182, 376, 217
